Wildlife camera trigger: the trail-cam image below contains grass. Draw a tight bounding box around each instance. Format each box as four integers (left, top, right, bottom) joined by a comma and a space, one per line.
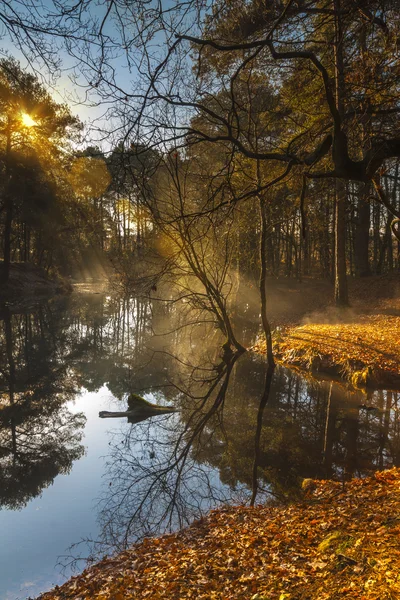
250, 275, 400, 389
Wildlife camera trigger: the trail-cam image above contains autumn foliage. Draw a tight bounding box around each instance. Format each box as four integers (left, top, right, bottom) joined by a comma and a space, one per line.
37, 468, 400, 599
253, 314, 400, 389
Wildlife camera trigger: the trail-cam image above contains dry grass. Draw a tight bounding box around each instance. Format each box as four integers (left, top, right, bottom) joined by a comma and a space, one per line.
251, 276, 400, 389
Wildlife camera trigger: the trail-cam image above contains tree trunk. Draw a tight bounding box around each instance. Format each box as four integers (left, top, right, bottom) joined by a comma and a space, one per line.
372, 202, 380, 273
1, 118, 12, 284
4, 307, 17, 460
259, 196, 275, 366
303, 225, 310, 276
334, 183, 349, 306
333, 0, 349, 306
251, 363, 275, 506
354, 183, 371, 276
323, 383, 338, 478
2, 198, 13, 283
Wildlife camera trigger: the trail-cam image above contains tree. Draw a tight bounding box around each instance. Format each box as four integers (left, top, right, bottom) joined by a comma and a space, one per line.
1, 0, 399, 317
0, 58, 81, 282
175, 0, 400, 303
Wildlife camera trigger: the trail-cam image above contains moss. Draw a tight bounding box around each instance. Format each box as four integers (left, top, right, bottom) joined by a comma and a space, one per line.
318, 531, 343, 553
128, 393, 152, 406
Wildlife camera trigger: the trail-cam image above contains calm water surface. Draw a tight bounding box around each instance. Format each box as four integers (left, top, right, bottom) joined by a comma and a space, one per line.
0, 292, 399, 599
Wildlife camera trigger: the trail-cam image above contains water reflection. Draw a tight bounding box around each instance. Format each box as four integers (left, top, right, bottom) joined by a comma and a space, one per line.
0, 304, 86, 510
0, 292, 399, 597
88, 339, 400, 562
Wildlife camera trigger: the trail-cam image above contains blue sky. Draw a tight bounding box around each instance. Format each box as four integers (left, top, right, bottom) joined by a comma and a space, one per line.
0, 0, 143, 139
0, 0, 207, 150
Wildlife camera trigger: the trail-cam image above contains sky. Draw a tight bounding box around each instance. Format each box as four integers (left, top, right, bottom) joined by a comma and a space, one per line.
0, 0, 211, 158
0, 0, 143, 145
0, 0, 199, 148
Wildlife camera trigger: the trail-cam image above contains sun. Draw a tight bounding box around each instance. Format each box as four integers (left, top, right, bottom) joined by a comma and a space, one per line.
21, 112, 37, 127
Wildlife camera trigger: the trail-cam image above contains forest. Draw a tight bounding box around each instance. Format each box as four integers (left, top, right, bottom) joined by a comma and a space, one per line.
0, 1, 399, 599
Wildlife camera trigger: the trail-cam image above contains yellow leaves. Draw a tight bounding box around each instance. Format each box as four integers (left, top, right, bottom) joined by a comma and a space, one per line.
256, 314, 400, 389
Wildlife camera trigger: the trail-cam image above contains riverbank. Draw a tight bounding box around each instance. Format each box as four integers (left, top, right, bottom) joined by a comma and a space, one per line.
252, 314, 400, 389
252, 275, 400, 389
36, 468, 400, 599
0, 262, 72, 305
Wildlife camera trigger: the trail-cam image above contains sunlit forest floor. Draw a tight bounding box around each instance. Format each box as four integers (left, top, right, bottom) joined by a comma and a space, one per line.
253, 275, 400, 389
36, 468, 400, 600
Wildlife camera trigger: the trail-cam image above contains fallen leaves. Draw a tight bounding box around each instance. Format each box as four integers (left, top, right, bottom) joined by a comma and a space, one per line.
36, 468, 400, 600
253, 314, 400, 389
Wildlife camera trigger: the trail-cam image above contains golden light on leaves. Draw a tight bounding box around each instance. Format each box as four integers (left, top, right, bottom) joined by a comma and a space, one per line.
21, 112, 37, 127
37, 468, 400, 599
253, 314, 400, 389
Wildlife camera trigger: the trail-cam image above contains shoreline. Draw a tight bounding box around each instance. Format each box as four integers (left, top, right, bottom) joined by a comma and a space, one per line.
36, 468, 400, 599
252, 313, 400, 390
0, 262, 72, 306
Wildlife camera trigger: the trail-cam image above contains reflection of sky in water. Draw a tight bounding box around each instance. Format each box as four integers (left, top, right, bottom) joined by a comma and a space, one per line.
0, 294, 399, 599
0, 379, 239, 600
0, 387, 113, 599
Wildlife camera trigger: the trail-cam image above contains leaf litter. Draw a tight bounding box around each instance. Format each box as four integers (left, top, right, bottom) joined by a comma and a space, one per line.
36, 468, 400, 599
253, 315, 400, 389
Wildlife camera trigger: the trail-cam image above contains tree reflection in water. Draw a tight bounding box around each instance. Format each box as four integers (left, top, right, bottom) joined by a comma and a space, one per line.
82, 350, 247, 561
84, 301, 400, 563
0, 304, 86, 509
1, 292, 400, 569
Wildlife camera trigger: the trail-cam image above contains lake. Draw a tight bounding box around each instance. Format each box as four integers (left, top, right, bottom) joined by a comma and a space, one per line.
0, 290, 398, 599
